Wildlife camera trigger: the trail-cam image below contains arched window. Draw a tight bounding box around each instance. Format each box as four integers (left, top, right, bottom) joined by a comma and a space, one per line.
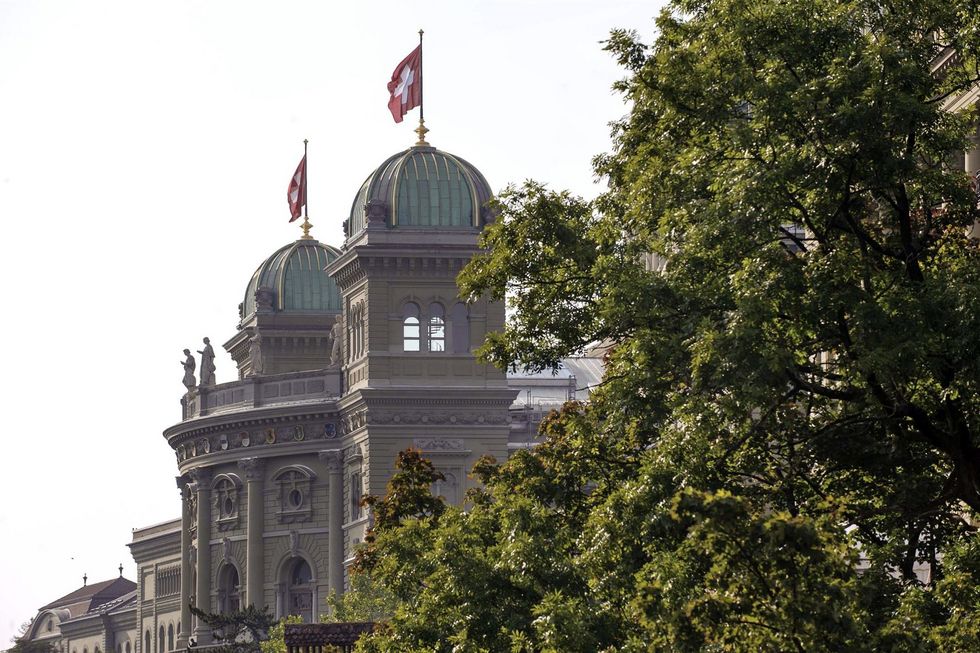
213, 475, 241, 527
167, 624, 174, 651
126, 642, 131, 653
451, 303, 469, 353
402, 302, 420, 351
281, 557, 314, 623
144, 630, 150, 653
217, 564, 241, 613
158, 626, 164, 652
428, 303, 445, 352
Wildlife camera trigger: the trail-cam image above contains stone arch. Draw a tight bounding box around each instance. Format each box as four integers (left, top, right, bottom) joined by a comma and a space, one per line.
167, 624, 174, 651
275, 553, 317, 623
216, 560, 242, 613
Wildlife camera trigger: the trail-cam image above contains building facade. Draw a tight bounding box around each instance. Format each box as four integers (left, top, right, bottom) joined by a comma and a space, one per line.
16, 139, 601, 653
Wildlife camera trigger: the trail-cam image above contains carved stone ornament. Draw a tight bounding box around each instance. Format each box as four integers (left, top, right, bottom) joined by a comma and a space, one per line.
238, 457, 265, 481
254, 286, 275, 313
265, 428, 277, 445
219, 434, 229, 450
324, 423, 337, 439
413, 438, 465, 452
239, 431, 251, 447
319, 450, 343, 472
189, 546, 197, 566
294, 425, 305, 441
289, 530, 299, 557
222, 537, 232, 563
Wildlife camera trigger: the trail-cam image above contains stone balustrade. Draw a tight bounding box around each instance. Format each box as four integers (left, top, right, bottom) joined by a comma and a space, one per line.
181, 369, 341, 421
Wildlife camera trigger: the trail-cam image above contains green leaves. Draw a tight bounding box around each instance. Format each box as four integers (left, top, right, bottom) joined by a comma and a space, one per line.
356, 0, 980, 649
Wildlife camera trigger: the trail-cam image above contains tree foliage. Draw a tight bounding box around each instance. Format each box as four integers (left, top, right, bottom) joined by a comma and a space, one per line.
189, 605, 274, 653
354, 0, 980, 650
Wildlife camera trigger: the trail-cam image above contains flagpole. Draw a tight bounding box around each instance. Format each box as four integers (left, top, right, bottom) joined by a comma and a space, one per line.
301, 138, 313, 239
415, 28, 429, 146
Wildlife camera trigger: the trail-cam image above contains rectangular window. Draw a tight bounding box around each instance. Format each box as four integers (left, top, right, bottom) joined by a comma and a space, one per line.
350, 472, 362, 520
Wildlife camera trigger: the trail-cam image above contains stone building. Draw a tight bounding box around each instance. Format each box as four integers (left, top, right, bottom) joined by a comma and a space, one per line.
17, 139, 600, 653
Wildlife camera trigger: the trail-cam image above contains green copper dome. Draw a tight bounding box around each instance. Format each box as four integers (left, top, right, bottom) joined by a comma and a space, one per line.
348, 145, 493, 234
242, 239, 341, 317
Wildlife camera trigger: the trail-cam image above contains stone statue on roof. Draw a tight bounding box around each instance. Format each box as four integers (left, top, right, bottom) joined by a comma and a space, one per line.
329, 320, 343, 367
198, 337, 216, 387
181, 349, 196, 390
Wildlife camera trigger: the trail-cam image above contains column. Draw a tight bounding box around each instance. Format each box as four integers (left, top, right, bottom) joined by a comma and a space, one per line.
190, 467, 212, 645
239, 458, 266, 609
176, 477, 192, 648
320, 450, 345, 602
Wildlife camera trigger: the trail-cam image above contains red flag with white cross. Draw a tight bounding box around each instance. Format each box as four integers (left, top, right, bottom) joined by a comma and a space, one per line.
387, 45, 422, 123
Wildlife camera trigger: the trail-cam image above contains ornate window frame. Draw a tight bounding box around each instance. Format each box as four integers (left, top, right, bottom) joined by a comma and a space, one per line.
273, 465, 316, 523
211, 473, 242, 531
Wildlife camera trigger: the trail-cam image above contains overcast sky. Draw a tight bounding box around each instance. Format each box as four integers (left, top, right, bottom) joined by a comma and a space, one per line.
0, 0, 663, 642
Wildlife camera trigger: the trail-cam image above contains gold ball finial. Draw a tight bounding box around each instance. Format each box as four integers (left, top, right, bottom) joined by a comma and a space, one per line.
301, 216, 314, 239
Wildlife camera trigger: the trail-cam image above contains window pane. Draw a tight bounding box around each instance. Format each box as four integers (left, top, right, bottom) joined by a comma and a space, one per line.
405, 339, 420, 352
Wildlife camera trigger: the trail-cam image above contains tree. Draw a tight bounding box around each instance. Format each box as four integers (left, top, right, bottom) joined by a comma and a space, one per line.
356, 0, 980, 650
6, 622, 57, 653
188, 605, 274, 653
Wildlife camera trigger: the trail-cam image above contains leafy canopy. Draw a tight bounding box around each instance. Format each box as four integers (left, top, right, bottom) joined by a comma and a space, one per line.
354, 0, 980, 650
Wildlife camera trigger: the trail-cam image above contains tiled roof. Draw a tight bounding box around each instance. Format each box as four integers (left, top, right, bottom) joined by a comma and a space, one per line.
40, 577, 136, 613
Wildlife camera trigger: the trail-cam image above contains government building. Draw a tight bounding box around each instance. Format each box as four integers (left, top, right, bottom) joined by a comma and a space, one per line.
18, 138, 601, 653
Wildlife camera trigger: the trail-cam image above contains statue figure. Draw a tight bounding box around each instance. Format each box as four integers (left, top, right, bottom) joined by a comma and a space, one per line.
249, 333, 264, 376
181, 349, 196, 390
329, 320, 343, 366
198, 337, 216, 387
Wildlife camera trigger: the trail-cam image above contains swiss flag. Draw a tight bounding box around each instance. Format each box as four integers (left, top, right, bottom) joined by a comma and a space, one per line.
387, 45, 422, 123
287, 155, 306, 222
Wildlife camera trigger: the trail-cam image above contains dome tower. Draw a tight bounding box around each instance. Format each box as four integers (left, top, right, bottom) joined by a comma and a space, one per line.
326, 142, 516, 535
224, 237, 342, 377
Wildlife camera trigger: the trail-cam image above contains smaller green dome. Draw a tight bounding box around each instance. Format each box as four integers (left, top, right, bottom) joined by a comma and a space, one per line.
242, 239, 341, 317
348, 145, 493, 234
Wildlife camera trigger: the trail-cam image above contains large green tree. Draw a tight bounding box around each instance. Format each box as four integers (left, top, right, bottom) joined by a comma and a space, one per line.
353, 0, 980, 650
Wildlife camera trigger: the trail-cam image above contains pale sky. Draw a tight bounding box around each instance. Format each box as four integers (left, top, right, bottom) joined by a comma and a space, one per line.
0, 0, 662, 643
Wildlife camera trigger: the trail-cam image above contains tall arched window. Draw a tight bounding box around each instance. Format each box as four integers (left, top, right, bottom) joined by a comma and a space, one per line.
217, 564, 241, 614
402, 302, 420, 351
281, 557, 314, 622
428, 303, 445, 351
167, 624, 174, 651
158, 627, 164, 652
451, 302, 469, 353
144, 630, 150, 653
126, 643, 131, 653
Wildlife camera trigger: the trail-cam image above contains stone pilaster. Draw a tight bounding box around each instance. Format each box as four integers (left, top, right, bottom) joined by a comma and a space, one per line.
177, 477, 192, 648
320, 450, 345, 601
239, 457, 266, 609
190, 467, 213, 645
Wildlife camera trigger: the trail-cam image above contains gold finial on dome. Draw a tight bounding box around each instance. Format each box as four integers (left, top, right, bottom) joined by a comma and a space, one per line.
300, 216, 314, 239
415, 118, 430, 146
